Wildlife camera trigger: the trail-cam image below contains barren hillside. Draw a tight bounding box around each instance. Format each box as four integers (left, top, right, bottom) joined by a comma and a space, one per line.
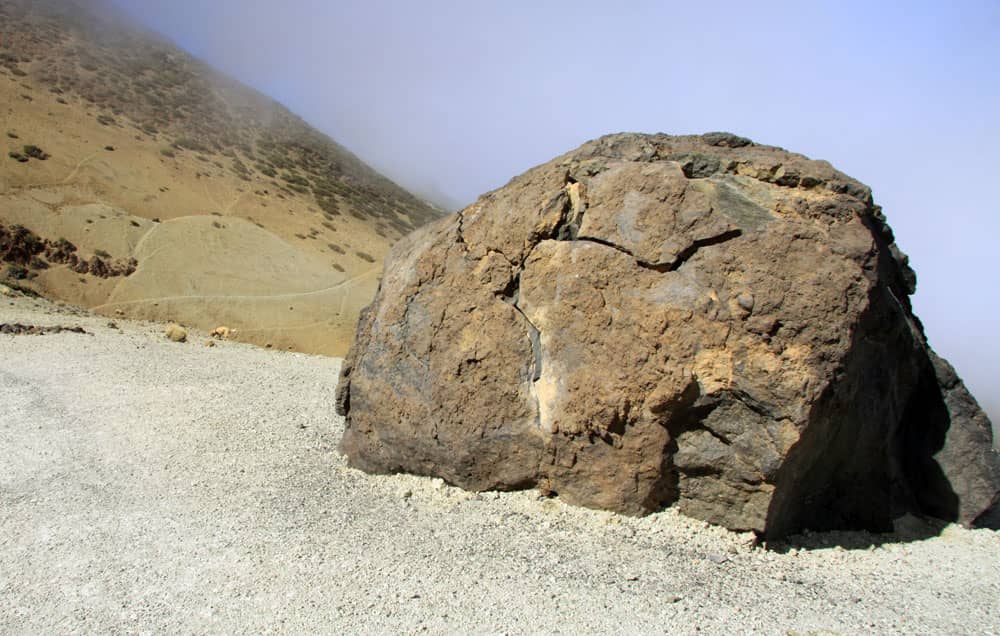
0, 0, 441, 354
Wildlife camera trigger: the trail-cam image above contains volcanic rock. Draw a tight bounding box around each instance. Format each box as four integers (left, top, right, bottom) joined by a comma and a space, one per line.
336, 132, 999, 537
211, 326, 234, 339
165, 324, 187, 343
0, 323, 86, 335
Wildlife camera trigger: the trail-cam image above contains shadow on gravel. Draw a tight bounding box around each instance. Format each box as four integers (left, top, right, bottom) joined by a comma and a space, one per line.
764, 514, 951, 553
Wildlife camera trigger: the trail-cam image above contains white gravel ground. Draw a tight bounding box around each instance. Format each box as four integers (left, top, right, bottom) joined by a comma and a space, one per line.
2, 293, 999, 635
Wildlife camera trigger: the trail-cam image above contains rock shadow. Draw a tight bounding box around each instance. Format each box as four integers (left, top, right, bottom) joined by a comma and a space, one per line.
764, 514, 951, 553
762, 275, 961, 541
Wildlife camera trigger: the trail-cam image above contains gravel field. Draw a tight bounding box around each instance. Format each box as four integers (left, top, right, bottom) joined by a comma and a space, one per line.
2, 294, 999, 635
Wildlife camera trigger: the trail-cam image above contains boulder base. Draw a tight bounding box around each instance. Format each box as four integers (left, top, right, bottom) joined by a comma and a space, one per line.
336, 133, 999, 537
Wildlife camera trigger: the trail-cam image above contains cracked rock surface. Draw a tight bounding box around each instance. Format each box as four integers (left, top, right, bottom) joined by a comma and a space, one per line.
336, 132, 999, 537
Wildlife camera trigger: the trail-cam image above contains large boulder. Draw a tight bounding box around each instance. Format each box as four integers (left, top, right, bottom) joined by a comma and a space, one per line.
336, 132, 999, 537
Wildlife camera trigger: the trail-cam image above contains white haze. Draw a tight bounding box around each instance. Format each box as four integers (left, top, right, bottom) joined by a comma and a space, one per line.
107, 0, 999, 433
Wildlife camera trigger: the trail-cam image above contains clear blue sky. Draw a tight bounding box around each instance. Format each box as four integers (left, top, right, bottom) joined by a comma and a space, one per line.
110, 0, 999, 425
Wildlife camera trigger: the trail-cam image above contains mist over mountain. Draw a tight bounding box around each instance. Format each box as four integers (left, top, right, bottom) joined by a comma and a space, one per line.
102, 0, 998, 429
0, 0, 440, 354
2, 0, 996, 430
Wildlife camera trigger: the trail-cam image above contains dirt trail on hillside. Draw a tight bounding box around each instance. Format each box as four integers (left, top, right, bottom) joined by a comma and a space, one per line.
0, 64, 408, 357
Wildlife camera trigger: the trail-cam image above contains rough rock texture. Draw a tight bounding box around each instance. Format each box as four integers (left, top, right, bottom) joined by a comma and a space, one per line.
336, 132, 1000, 537
164, 324, 187, 343
0, 323, 87, 335
0, 223, 137, 278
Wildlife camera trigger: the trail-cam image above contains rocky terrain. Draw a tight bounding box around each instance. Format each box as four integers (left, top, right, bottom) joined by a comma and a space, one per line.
337, 132, 999, 537
1, 290, 999, 634
0, 0, 440, 355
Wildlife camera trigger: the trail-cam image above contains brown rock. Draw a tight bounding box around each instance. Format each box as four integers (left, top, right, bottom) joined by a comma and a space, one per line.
0, 323, 87, 335
44, 237, 78, 264
87, 256, 109, 278
336, 132, 999, 537
0, 223, 135, 279
0, 223, 43, 265
164, 323, 187, 343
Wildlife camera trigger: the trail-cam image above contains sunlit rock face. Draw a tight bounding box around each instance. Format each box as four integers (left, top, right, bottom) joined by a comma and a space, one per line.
336, 132, 999, 538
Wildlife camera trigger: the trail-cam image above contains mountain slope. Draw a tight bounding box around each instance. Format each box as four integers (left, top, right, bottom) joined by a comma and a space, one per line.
0, 0, 441, 354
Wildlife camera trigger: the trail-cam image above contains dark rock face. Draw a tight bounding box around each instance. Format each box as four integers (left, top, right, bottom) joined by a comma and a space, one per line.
0, 323, 87, 335
0, 223, 137, 279
336, 132, 999, 537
